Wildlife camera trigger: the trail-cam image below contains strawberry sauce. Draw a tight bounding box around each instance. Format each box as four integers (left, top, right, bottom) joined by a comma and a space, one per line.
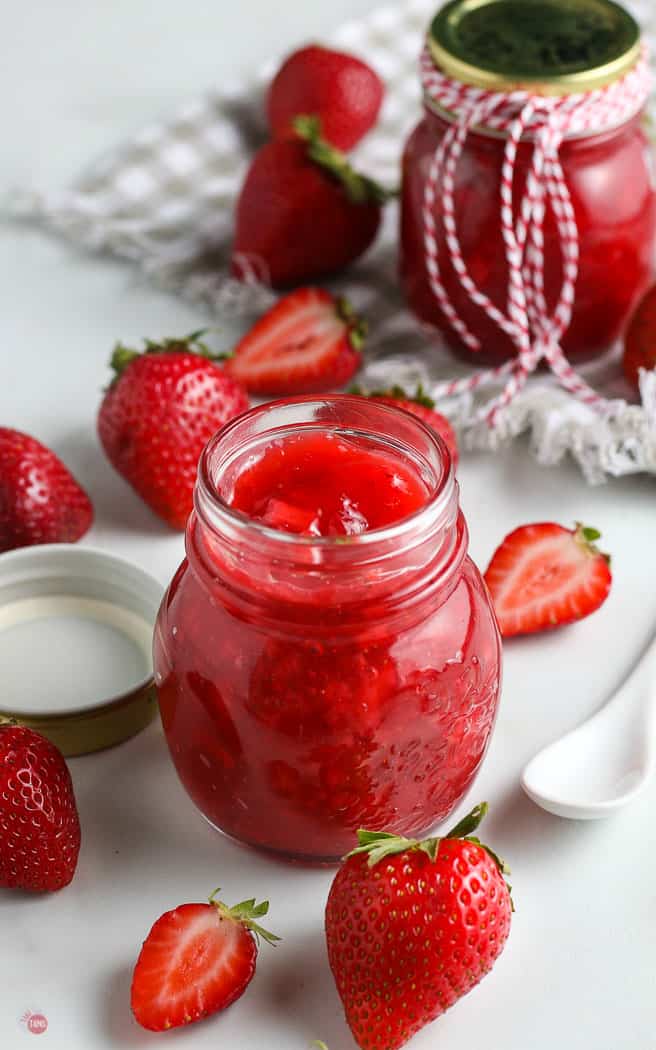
154, 398, 502, 860
230, 431, 429, 537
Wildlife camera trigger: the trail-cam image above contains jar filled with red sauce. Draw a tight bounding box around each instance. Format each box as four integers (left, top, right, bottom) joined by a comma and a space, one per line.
154, 397, 502, 861
401, 0, 656, 366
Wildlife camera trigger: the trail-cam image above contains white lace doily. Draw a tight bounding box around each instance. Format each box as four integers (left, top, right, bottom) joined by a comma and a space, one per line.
7, 0, 656, 481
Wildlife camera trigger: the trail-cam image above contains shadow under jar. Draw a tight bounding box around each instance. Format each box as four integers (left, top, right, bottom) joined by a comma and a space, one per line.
154, 397, 502, 861
400, 0, 656, 367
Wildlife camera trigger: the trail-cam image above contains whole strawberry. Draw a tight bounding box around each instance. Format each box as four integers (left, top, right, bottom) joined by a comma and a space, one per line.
325, 804, 512, 1050
354, 385, 459, 468
267, 45, 384, 151
225, 288, 365, 395
0, 725, 81, 892
0, 428, 93, 553
131, 890, 279, 1031
232, 117, 386, 288
98, 332, 249, 530
623, 281, 656, 390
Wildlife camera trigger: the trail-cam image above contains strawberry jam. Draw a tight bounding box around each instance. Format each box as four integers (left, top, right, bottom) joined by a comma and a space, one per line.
401, 111, 656, 366
154, 397, 502, 860
230, 431, 429, 536
401, 1, 656, 366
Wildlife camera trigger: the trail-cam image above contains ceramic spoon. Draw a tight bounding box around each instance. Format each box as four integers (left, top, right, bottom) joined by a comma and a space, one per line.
521, 633, 656, 819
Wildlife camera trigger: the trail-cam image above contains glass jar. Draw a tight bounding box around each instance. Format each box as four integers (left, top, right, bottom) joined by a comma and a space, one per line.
153, 397, 502, 861
400, 0, 656, 367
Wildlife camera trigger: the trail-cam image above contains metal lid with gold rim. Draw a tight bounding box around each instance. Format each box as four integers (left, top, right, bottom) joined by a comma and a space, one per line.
428, 0, 641, 95
0, 545, 164, 756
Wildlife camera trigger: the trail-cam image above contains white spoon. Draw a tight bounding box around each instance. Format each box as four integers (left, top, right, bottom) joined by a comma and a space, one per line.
521, 633, 656, 819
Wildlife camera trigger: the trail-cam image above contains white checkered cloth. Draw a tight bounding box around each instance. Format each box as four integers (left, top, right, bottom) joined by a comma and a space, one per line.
8, 0, 656, 481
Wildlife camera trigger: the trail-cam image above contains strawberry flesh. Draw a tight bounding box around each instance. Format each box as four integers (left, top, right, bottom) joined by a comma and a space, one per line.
484, 522, 612, 637
225, 288, 363, 395
260, 498, 322, 535
131, 903, 256, 1031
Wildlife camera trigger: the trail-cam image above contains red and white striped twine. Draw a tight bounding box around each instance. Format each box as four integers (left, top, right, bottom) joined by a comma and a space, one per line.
419, 45, 652, 426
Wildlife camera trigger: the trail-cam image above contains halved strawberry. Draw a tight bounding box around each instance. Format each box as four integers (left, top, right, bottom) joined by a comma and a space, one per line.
130, 891, 279, 1032
484, 522, 612, 637
224, 287, 364, 395
352, 384, 459, 468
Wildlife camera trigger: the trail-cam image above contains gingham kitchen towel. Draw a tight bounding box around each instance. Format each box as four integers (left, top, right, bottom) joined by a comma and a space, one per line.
9, 0, 656, 481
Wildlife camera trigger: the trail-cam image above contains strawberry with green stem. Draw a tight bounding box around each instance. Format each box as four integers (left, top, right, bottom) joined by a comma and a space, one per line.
131, 889, 279, 1031
325, 803, 512, 1050
98, 331, 249, 530
232, 117, 391, 288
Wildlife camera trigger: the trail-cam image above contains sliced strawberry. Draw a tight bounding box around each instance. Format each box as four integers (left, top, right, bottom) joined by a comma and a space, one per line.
131, 892, 279, 1032
261, 498, 321, 535
484, 522, 612, 637
225, 288, 364, 396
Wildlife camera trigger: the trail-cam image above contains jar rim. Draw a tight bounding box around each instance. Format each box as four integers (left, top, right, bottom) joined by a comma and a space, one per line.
194, 395, 456, 553
428, 0, 641, 96
421, 94, 642, 141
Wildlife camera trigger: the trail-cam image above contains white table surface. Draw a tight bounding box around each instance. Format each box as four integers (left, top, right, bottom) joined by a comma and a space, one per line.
2, 2, 656, 1049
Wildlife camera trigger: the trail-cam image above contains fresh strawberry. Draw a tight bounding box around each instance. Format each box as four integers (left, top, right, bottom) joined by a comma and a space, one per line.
232, 117, 386, 288
267, 45, 384, 151
98, 332, 249, 530
0, 725, 81, 892
325, 803, 512, 1050
484, 522, 612, 637
225, 288, 364, 395
623, 282, 656, 390
0, 428, 93, 553
131, 890, 279, 1032
353, 384, 459, 468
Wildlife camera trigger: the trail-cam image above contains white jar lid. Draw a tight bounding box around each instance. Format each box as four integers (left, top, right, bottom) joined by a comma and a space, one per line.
0, 545, 164, 755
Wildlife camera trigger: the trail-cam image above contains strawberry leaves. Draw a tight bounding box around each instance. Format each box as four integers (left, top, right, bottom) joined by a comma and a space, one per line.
209, 889, 281, 947
110, 330, 217, 380
293, 115, 392, 206
346, 802, 511, 884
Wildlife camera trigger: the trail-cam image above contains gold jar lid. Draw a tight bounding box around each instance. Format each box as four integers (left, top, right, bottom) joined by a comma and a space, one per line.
0, 545, 164, 756
428, 0, 641, 96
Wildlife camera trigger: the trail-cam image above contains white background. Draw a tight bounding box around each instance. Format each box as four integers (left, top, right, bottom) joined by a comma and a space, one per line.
1, 2, 656, 1049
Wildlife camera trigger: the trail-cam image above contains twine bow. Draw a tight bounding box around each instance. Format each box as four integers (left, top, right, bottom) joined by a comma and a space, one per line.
419, 45, 652, 426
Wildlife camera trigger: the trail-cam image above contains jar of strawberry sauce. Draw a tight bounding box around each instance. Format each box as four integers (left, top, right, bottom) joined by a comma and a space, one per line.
401, 0, 656, 366
153, 397, 501, 861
